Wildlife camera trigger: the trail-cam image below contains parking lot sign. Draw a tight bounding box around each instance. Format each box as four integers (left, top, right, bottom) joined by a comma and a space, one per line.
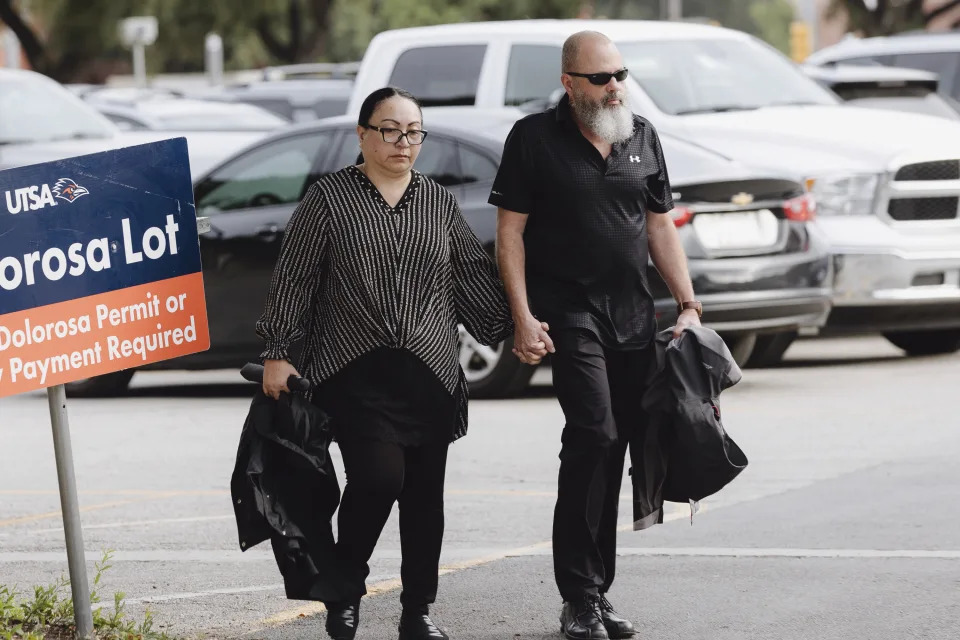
0, 138, 209, 638
0, 138, 210, 397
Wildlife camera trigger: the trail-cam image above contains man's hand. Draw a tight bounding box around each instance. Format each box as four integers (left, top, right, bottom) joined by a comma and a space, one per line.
263, 358, 300, 400
673, 309, 701, 338
512, 314, 555, 365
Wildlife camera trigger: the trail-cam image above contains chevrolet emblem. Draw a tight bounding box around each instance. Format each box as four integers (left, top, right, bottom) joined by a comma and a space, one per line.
731, 192, 754, 206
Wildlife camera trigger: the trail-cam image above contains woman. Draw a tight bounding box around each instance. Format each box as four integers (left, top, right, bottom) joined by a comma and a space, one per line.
257, 87, 518, 640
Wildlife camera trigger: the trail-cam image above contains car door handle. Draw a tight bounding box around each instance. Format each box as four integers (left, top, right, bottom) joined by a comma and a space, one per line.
256, 224, 281, 242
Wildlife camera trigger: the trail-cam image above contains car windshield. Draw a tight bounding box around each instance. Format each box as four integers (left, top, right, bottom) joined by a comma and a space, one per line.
0, 75, 117, 144
618, 38, 838, 115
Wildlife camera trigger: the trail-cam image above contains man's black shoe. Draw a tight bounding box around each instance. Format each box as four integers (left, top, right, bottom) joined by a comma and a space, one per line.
598, 595, 636, 638
398, 612, 449, 639
325, 601, 360, 640
559, 596, 609, 639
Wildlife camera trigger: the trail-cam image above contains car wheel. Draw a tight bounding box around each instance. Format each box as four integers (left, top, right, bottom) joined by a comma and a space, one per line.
64, 370, 135, 398
745, 331, 797, 368
883, 329, 960, 356
719, 333, 757, 368
458, 328, 535, 398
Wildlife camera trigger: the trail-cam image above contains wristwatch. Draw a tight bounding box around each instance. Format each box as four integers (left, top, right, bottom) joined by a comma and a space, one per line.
677, 300, 703, 318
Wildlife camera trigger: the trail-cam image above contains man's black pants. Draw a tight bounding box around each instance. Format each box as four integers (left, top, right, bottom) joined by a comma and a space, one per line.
550, 328, 652, 602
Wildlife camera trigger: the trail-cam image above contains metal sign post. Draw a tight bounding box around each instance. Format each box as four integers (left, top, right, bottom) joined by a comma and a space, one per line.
0, 138, 210, 640
46, 384, 93, 639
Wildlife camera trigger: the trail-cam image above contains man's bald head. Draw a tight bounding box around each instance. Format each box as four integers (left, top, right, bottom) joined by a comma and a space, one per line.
562, 31, 614, 73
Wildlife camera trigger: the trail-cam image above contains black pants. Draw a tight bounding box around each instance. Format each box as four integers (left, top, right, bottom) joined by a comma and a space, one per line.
334, 438, 448, 612
550, 328, 652, 602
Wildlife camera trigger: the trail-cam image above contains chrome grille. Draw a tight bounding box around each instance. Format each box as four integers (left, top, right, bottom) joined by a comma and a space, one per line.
894, 160, 960, 182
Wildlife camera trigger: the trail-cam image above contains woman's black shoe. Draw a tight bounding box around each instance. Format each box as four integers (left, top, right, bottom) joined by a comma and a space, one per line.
559, 596, 609, 639
398, 612, 450, 639
598, 595, 636, 638
325, 601, 360, 640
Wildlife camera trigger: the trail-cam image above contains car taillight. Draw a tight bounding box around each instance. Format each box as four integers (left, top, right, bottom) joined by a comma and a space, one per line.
783, 193, 816, 221
670, 206, 693, 227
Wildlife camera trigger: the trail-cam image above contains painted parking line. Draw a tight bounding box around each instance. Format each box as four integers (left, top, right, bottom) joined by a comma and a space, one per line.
0, 489, 630, 535
0, 499, 163, 528
612, 547, 960, 560
0, 514, 236, 537
94, 583, 286, 609
0, 550, 275, 563
0, 489, 229, 497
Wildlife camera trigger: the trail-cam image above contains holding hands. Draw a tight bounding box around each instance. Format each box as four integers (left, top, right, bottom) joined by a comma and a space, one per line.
513, 314, 555, 365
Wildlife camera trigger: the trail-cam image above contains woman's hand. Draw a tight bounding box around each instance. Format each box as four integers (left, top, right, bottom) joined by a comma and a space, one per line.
263, 359, 300, 400
512, 314, 554, 365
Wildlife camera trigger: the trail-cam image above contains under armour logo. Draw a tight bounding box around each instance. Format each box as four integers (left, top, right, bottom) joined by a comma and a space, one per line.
629, 155, 641, 163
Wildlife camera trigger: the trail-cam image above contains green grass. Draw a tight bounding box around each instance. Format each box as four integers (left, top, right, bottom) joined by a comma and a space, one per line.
0, 551, 175, 640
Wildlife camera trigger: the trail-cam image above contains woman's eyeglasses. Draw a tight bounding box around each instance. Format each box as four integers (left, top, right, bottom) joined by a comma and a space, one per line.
565, 68, 629, 86
364, 124, 428, 145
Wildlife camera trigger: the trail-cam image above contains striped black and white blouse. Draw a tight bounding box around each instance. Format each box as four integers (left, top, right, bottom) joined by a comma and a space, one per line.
256, 165, 513, 441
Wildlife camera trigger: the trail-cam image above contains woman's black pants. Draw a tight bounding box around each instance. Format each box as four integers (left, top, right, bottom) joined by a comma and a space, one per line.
334, 438, 449, 613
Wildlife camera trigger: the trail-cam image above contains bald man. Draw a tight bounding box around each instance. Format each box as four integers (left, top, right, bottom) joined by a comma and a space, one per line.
490, 31, 701, 639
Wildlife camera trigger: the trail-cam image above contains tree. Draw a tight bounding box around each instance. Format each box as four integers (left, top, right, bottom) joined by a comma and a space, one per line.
327, 0, 582, 61
592, 0, 796, 53
827, 0, 926, 36
750, 0, 797, 55
1, 0, 583, 79
0, 0, 45, 70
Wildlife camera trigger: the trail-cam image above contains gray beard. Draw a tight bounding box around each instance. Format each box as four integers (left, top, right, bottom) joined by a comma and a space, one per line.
571, 92, 634, 144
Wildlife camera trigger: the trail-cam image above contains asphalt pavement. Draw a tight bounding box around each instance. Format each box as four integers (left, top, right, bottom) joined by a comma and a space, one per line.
1, 336, 958, 639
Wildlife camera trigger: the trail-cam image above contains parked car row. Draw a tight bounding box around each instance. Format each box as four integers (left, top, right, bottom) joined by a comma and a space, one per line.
0, 69, 272, 178
4, 19, 960, 399
802, 64, 960, 120
347, 19, 960, 364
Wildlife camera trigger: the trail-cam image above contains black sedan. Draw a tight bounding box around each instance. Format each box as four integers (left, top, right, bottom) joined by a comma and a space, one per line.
66, 114, 831, 397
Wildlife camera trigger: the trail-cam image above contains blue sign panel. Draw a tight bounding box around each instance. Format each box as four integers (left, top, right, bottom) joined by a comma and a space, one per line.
0, 138, 200, 315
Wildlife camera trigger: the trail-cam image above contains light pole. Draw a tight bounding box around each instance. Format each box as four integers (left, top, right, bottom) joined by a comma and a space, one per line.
205, 33, 224, 87
3, 29, 20, 68
663, 0, 683, 21
118, 17, 158, 88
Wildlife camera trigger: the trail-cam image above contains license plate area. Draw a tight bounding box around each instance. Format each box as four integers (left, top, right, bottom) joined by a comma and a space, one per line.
692, 209, 781, 251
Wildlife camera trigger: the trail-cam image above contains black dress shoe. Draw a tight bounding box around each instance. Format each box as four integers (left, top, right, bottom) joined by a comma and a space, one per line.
398, 612, 449, 639
325, 601, 360, 640
598, 595, 636, 638
560, 596, 609, 639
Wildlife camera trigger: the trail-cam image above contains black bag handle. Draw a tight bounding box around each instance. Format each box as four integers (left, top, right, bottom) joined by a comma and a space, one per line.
240, 362, 311, 393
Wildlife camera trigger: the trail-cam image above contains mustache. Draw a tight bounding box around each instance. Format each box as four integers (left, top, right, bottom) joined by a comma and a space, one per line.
604, 90, 625, 103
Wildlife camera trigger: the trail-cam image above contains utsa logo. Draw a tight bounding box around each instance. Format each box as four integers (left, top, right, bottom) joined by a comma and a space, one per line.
4, 178, 89, 214
52, 178, 91, 203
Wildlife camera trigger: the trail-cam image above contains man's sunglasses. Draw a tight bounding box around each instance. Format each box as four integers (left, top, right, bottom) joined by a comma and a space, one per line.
565, 68, 629, 86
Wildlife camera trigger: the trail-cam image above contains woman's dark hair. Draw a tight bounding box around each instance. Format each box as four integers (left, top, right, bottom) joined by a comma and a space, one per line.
356, 87, 423, 164
357, 86, 422, 128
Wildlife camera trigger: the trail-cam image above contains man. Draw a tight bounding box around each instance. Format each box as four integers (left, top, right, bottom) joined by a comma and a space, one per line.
490, 31, 702, 640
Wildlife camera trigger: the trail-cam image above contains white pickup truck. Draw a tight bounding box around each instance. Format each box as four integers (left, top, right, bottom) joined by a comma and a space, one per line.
347, 19, 960, 360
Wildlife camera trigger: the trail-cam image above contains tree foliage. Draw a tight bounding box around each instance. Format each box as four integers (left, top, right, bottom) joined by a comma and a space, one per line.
0, 0, 800, 82
826, 0, 928, 36
594, 0, 797, 53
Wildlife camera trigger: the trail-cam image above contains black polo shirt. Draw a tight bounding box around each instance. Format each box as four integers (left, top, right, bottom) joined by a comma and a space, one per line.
489, 94, 674, 349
